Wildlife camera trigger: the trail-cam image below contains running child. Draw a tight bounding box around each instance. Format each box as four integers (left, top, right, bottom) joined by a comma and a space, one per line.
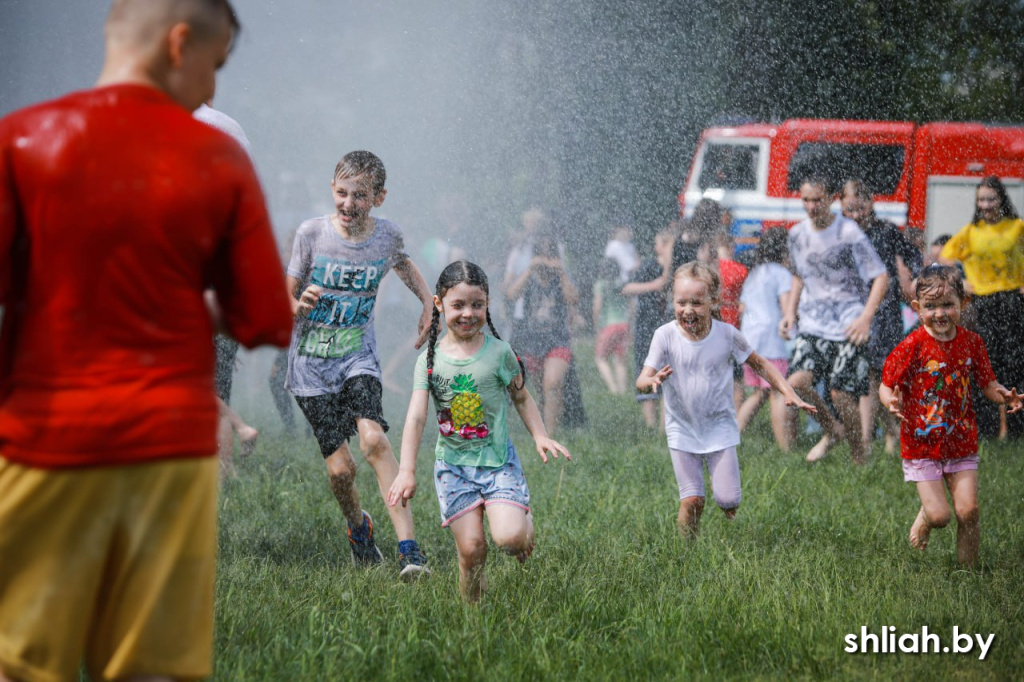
736, 227, 795, 450
637, 262, 815, 538
286, 150, 432, 578
592, 258, 631, 395
622, 227, 675, 429
387, 261, 570, 602
879, 265, 1022, 567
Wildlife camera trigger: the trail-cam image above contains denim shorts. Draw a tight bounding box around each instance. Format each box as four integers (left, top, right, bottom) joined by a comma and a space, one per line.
434, 440, 531, 527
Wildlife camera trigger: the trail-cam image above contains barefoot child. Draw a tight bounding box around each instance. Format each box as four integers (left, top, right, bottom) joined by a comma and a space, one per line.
387, 261, 570, 602
879, 265, 1022, 567
592, 258, 631, 395
286, 151, 433, 578
637, 262, 815, 538
736, 227, 794, 450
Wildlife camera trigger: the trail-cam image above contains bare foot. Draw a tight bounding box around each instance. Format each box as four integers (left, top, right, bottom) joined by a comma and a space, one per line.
514, 538, 535, 564
238, 426, 259, 457
805, 434, 837, 462
909, 507, 931, 550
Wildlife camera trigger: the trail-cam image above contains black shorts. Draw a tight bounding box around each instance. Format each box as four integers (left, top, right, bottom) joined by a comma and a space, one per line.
789, 334, 870, 397
295, 375, 389, 457
214, 336, 239, 402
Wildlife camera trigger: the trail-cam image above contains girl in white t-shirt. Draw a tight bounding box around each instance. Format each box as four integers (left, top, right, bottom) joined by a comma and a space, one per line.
736, 227, 795, 450
636, 262, 815, 538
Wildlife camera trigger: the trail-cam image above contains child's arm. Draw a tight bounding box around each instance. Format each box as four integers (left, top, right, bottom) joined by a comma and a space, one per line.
287, 274, 321, 318
982, 381, 1024, 414
744, 352, 816, 414
779, 274, 802, 339
878, 382, 905, 421
505, 262, 536, 301
392, 257, 434, 349
846, 271, 890, 346
508, 381, 571, 462
621, 275, 667, 296
776, 290, 791, 336
592, 284, 603, 330
387, 388, 431, 507
557, 262, 579, 307
204, 290, 227, 335
636, 364, 673, 394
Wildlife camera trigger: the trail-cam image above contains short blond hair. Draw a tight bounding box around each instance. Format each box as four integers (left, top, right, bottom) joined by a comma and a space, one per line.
673, 261, 720, 300
334, 150, 387, 195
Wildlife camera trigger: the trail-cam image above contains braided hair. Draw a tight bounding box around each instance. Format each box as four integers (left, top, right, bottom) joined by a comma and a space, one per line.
426, 260, 527, 404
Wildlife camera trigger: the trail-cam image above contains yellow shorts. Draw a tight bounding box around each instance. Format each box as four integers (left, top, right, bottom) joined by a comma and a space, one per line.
0, 456, 218, 682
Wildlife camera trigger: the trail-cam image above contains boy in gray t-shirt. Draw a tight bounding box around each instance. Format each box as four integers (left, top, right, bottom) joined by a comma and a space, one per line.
286, 151, 432, 579
780, 177, 889, 466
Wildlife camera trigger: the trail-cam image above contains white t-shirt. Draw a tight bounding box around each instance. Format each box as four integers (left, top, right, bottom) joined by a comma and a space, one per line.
604, 239, 640, 282
739, 262, 792, 359
644, 320, 752, 453
788, 215, 886, 341
193, 104, 252, 154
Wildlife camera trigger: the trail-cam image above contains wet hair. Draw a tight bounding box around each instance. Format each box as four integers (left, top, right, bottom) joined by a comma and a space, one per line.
800, 175, 836, 197
689, 198, 728, 246
841, 178, 873, 201
425, 260, 526, 403
752, 227, 788, 266
533, 227, 561, 259
334, 151, 386, 195
972, 175, 1019, 223
673, 260, 720, 301
915, 264, 966, 302
931, 234, 952, 248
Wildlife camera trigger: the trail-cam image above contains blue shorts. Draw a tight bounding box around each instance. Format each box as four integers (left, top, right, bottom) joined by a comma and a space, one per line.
434, 441, 531, 527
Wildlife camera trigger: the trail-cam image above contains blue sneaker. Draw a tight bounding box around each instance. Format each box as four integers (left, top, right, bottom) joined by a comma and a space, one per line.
347, 510, 383, 566
398, 542, 431, 582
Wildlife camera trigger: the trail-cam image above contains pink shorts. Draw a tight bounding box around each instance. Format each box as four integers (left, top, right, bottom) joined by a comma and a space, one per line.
595, 323, 630, 358
742, 358, 788, 389
522, 347, 572, 377
902, 454, 979, 482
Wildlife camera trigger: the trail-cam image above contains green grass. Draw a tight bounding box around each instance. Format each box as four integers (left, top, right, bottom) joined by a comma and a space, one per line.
214, 344, 1024, 680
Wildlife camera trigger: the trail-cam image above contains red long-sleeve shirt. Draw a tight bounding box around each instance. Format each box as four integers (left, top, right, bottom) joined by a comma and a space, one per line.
0, 84, 293, 467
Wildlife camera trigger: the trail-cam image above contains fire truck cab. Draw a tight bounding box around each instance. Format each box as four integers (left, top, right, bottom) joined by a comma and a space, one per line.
680, 119, 1024, 251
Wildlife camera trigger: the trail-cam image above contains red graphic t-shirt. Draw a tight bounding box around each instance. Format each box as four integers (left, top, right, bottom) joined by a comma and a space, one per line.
718, 258, 749, 328
881, 326, 997, 460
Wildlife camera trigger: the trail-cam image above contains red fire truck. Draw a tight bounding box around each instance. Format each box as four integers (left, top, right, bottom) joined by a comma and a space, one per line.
679, 119, 1024, 251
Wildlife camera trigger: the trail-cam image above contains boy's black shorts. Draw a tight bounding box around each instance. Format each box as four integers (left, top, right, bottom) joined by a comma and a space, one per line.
295, 375, 389, 457
789, 334, 870, 397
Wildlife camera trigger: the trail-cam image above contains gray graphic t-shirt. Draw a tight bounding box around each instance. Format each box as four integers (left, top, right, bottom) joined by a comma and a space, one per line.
285, 215, 408, 396
788, 215, 886, 341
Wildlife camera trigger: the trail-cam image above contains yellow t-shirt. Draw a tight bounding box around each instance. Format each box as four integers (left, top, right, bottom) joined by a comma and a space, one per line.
941, 217, 1024, 296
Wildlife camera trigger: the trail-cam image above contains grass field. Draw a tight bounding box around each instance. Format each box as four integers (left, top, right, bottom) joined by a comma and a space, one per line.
215, 344, 1024, 680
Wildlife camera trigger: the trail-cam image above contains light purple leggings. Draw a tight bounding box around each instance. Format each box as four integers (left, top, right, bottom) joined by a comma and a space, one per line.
669, 446, 742, 509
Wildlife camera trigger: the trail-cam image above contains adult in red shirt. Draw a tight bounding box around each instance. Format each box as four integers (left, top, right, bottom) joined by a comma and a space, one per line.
0, 1, 292, 680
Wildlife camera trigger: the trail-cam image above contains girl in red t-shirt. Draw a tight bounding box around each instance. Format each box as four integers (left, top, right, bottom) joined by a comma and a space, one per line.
880, 265, 1022, 567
